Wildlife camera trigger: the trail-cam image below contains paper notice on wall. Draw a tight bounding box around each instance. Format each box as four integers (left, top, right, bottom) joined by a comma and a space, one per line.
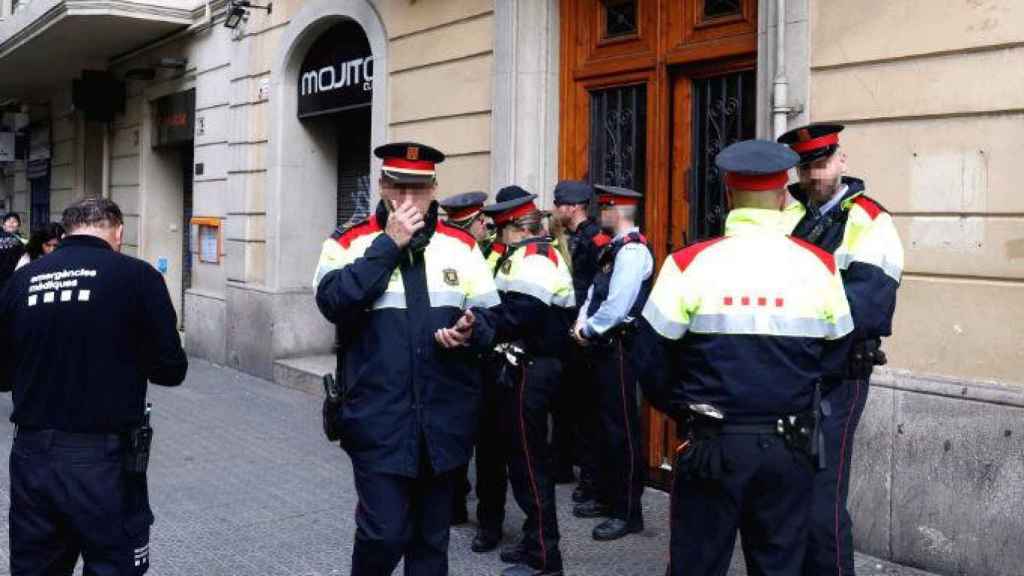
199, 225, 219, 263
0, 132, 14, 162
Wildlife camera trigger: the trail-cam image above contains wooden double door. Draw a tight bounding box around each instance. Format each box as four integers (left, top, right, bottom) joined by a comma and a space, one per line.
559, 0, 759, 485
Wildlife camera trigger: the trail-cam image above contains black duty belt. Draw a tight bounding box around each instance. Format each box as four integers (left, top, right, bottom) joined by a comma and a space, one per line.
716, 423, 779, 435
15, 427, 123, 448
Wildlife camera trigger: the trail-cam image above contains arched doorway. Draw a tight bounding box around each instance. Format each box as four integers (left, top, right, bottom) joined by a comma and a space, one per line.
297, 19, 374, 230
266, 0, 388, 293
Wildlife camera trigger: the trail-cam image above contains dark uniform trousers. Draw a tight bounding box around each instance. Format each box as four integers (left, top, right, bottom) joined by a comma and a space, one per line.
502, 356, 563, 572
550, 354, 577, 480
804, 377, 871, 576
10, 430, 152, 576
593, 338, 645, 522
474, 358, 509, 536
564, 339, 599, 489
669, 434, 813, 576
351, 441, 456, 576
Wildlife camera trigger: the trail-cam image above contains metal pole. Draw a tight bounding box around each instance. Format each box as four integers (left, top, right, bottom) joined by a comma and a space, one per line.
772, 0, 791, 139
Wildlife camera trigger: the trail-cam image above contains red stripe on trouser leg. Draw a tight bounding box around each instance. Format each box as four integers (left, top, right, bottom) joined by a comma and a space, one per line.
835, 379, 862, 576
518, 366, 547, 570
618, 340, 636, 523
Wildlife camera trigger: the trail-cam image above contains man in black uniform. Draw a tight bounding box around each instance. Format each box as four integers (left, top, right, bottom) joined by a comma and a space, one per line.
778, 124, 904, 576
439, 190, 491, 527
571, 185, 652, 542
0, 197, 188, 576
551, 180, 608, 502
314, 142, 501, 576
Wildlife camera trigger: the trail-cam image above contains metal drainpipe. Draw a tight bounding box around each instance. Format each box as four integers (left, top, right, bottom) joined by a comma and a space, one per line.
772, 0, 791, 139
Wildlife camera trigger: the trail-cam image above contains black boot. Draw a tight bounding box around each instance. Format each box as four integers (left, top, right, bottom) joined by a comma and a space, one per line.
572, 500, 610, 519
592, 517, 644, 541
571, 481, 595, 504
500, 536, 528, 564
472, 528, 501, 553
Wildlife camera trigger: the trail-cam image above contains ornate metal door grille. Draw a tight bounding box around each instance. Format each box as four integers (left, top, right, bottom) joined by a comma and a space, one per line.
690, 70, 756, 240
589, 84, 647, 221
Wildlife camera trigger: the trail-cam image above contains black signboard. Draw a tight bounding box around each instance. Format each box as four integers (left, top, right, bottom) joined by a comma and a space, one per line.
298, 20, 373, 119
153, 89, 195, 148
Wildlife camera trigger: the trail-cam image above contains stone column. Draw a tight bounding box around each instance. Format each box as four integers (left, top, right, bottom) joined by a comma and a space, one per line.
491, 0, 561, 205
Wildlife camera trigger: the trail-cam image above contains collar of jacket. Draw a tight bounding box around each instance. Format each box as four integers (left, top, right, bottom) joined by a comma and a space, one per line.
572, 218, 599, 238
57, 234, 114, 251
724, 208, 792, 237
508, 235, 551, 251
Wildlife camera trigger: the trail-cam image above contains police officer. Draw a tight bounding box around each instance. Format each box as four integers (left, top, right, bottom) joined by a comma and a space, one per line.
551, 180, 608, 501
778, 123, 904, 576
313, 142, 501, 576
439, 190, 492, 527
481, 186, 575, 576
0, 197, 188, 575
440, 191, 490, 244
571, 184, 651, 541
634, 140, 853, 575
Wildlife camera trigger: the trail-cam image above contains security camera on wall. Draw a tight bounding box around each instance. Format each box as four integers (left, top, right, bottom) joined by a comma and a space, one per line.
71, 71, 126, 123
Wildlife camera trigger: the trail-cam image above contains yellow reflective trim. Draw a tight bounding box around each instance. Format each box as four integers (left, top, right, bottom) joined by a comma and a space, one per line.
642, 255, 694, 340
424, 232, 500, 310
835, 208, 904, 281
644, 232, 853, 341
494, 245, 575, 308
312, 239, 346, 288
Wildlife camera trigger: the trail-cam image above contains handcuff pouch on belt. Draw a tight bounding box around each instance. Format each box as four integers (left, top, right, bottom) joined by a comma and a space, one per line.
124, 404, 153, 474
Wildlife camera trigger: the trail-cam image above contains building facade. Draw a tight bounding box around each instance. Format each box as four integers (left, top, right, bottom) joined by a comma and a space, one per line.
0, 1, 1020, 575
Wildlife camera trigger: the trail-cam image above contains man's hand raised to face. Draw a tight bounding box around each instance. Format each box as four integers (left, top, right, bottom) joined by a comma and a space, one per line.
385, 198, 425, 249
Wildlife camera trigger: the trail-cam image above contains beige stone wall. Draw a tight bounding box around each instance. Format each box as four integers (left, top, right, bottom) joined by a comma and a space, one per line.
809, 0, 1024, 385
377, 0, 495, 198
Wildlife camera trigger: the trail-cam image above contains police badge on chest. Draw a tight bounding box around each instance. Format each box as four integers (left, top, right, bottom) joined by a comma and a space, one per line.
443, 268, 460, 286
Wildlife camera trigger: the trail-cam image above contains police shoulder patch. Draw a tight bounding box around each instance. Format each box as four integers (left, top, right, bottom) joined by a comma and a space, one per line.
592, 233, 611, 248
788, 236, 837, 274
525, 242, 559, 267
335, 216, 381, 248
671, 236, 727, 273
852, 195, 886, 221
436, 221, 477, 249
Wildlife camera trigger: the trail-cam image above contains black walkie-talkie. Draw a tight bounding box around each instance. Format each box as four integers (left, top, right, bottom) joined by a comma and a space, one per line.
125, 403, 153, 474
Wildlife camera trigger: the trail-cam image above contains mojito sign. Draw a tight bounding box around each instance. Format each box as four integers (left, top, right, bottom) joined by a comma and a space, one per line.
298, 20, 373, 119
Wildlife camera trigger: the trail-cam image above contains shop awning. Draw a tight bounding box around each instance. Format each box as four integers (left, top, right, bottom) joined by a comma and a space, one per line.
0, 0, 193, 100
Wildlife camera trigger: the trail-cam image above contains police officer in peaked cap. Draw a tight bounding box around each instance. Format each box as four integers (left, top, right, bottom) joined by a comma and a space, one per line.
635, 139, 854, 575
313, 142, 502, 576
779, 123, 904, 576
